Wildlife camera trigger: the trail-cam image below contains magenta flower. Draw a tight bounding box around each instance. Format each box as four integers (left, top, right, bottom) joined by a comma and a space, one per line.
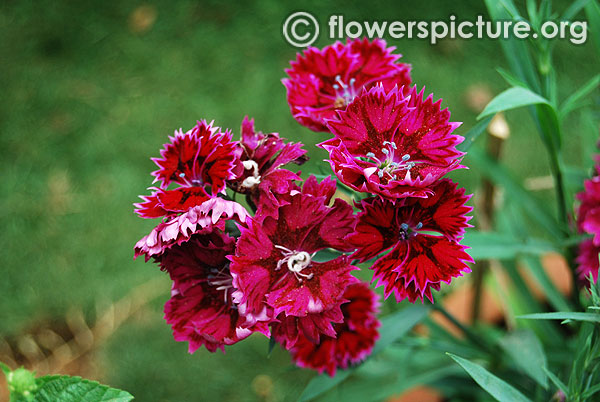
575, 239, 600, 284
161, 230, 269, 353
289, 282, 381, 376
577, 175, 600, 246
320, 85, 465, 200
135, 120, 237, 219
229, 176, 357, 337
575, 166, 600, 285
271, 305, 345, 350
228, 116, 307, 217
134, 198, 250, 260
347, 179, 473, 302
283, 38, 411, 132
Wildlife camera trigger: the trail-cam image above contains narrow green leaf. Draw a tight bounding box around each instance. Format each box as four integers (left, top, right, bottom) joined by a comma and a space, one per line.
467, 147, 565, 241
559, 74, 600, 119
517, 312, 600, 323
486, 0, 541, 91
462, 231, 556, 260
526, 0, 539, 28
478, 87, 551, 120
457, 116, 492, 152
447, 353, 532, 402
297, 305, 429, 401
562, 0, 590, 20
34, 375, 133, 402
496, 67, 528, 88
0, 362, 10, 375
585, 0, 600, 54
498, 0, 525, 19
543, 367, 569, 395
499, 330, 548, 388
582, 382, 600, 399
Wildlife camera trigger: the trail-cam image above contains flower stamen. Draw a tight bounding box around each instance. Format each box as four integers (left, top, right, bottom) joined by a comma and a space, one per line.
241, 160, 262, 188
399, 222, 423, 241
361, 142, 416, 180
274, 245, 316, 282
333, 75, 358, 107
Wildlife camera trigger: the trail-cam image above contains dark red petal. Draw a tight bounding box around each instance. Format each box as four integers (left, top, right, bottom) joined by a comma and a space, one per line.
156, 187, 210, 213
151, 130, 199, 188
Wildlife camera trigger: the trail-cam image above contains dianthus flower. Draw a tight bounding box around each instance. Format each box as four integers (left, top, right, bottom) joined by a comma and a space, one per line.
577, 174, 600, 245
161, 230, 269, 353
228, 117, 307, 217
320, 85, 464, 200
347, 179, 473, 302
229, 176, 357, 339
134, 120, 249, 260
575, 164, 600, 285
575, 239, 600, 284
283, 38, 411, 132
289, 282, 380, 376
135, 120, 237, 219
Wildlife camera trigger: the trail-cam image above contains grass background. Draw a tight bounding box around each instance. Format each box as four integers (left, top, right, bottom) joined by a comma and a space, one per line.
1, 0, 598, 400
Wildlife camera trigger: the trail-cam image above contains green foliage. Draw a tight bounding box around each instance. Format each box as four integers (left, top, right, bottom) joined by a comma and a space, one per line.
298, 305, 429, 401
499, 330, 548, 388
477, 87, 551, 120
447, 354, 532, 402
34, 376, 134, 402
0, 365, 133, 402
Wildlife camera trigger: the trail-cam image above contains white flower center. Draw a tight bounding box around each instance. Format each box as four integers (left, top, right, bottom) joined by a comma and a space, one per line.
274, 245, 315, 282
241, 159, 261, 188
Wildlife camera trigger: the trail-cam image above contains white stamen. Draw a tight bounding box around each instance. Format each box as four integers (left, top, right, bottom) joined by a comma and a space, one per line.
241, 159, 261, 188
274, 245, 315, 282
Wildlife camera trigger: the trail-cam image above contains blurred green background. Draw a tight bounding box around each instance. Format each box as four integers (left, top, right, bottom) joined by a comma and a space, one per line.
1, 0, 597, 401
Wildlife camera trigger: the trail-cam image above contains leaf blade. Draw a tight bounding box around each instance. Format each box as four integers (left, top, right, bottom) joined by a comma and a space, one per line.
478, 87, 551, 120
517, 312, 600, 323
499, 330, 548, 388
447, 353, 531, 402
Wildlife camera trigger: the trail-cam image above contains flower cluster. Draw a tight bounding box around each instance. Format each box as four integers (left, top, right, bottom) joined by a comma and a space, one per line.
134, 38, 472, 376
576, 161, 600, 284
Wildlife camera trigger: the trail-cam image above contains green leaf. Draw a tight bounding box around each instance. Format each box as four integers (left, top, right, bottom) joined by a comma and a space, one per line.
543, 367, 568, 396
562, 0, 590, 20
517, 312, 600, 323
499, 330, 548, 388
297, 305, 428, 401
373, 304, 429, 354
585, 0, 600, 54
559, 74, 600, 119
496, 68, 528, 88
462, 231, 556, 260
582, 382, 600, 399
467, 147, 564, 241
485, 0, 540, 92
457, 116, 492, 152
34, 375, 133, 402
0, 361, 10, 375
447, 354, 531, 402
478, 87, 551, 120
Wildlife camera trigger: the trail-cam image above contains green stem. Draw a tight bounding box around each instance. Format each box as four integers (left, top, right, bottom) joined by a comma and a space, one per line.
549, 153, 568, 229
